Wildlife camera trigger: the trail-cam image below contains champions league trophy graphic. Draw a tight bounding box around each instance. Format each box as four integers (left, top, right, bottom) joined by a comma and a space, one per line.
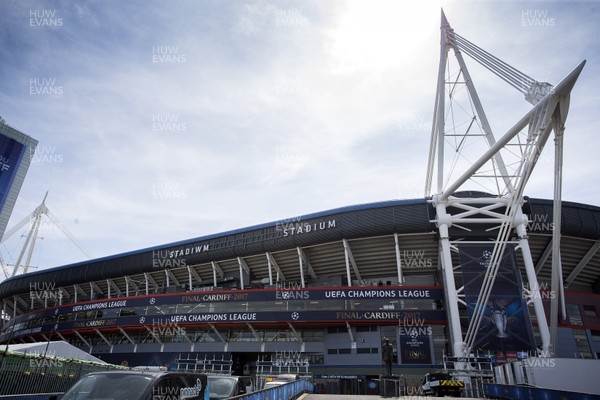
480, 252, 509, 339
492, 306, 508, 338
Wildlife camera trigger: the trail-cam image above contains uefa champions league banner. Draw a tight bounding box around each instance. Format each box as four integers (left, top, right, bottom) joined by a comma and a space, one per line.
22, 286, 445, 319
458, 244, 535, 353
0, 135, 26, 212
398, 328, 432, 364
3, 309, 448, 340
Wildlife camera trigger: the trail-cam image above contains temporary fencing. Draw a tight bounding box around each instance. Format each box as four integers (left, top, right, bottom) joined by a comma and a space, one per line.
0, 347, 125, 395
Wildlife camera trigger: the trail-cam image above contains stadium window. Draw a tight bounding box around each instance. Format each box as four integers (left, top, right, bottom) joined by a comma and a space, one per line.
357, 348, 370, 354
358, 325, 371, 332
338, 348, 351, 354
573, 329, 593, 359
583, 305, 598, 318
371, 347, 379, 354
567, 304, 584, 326
327, 349, 338, 355
302, 330, 324, 342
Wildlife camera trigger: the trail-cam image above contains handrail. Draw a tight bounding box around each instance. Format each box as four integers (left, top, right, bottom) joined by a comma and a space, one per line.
230, 379, 313, 400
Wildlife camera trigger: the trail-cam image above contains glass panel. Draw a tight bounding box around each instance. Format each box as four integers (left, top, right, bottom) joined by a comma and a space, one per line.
583, 305, 597, 318
567, 304, 583, 326
573, 329, 592, 359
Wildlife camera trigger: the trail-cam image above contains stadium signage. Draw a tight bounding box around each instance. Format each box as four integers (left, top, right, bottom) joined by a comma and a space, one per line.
181, 292, 250, 303
14, 327, 41, 336
72, 300, 127, 312
337, 311, 428, 320
73, 318, 117, 328
11, 286, 444, 321
399, 328, 432, 364
282, 219, 337, 237
0, 156, 11, 172
169, 244, 210, 258
325, 289, 433, 299
174, 313, 258, 322
4, 309, 447, 339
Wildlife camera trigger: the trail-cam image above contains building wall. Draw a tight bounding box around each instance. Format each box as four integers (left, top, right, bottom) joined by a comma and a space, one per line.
323, 327, 382, 367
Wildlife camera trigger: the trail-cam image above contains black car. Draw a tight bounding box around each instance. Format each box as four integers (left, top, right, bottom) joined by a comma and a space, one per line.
59, 370, 208, 400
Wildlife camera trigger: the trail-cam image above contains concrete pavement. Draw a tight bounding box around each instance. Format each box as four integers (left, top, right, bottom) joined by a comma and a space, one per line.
299, 395, 484, 399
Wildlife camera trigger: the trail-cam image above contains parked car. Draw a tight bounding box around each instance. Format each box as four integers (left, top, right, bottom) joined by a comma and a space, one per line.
206, 375, 252, 399
262, 381, 287, 390
273, 374, 298, 382
59, 370, 208, 400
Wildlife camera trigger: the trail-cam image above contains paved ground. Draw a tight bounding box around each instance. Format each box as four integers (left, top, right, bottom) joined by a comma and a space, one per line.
299, 395, 484, 399
300, 396, 381, 400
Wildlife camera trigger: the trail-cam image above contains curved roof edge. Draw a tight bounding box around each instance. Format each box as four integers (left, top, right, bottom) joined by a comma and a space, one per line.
525, 197, 600, 240
2, 196, 599, 299
0, 198, 427, 287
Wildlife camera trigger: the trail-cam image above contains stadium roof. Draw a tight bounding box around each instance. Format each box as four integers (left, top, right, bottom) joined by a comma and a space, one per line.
1, 196, 599, 300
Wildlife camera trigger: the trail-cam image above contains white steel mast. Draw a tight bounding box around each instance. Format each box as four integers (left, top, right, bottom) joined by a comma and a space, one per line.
1, 192, 94, 278
427, 10, 584, 357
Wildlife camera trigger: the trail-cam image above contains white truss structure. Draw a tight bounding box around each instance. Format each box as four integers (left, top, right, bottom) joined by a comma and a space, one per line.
427, 11, 585, 357
0, 192, 93, 278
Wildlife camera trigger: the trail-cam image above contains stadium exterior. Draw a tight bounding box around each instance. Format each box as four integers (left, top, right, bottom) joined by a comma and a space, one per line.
0, 195, 599, 391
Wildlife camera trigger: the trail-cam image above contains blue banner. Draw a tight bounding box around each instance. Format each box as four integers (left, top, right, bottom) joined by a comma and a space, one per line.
4, 309, 447, 340
398, 327, 432, 364
0, 135, 26, 212
14, 286, 445, 319
2, 286, 446, 341
458, 244, 535, 353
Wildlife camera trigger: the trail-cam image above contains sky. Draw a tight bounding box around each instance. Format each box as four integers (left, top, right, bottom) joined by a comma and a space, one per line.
0, 0, 598, 275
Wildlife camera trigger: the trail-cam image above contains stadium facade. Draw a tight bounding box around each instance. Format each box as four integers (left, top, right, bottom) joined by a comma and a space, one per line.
0, 195, 599, 390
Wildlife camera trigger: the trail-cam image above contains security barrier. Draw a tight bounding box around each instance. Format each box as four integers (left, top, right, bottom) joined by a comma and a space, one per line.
483, 383, 600, 400
0, 348, 125, 396
230, 379, 314, 400
0, 346, 312, 400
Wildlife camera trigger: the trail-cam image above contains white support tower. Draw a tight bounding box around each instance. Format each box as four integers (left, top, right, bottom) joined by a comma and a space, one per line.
1, 192, 94, 279
426, 11, 584, 358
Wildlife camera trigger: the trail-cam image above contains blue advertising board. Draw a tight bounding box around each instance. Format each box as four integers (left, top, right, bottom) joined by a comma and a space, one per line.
0, 135, 26, 215
398, 327, 432, 364
0, 122, 37, 240
458, 244, 535, 353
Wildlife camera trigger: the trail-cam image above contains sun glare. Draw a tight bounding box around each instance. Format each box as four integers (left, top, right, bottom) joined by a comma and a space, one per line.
328, 1, 443, 73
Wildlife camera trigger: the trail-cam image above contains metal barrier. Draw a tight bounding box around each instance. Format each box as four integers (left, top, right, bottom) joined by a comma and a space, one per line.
380, 376, 401, 398
0, 348, 125, 396
483, 383, 600, 400
230, 379, 314, 400
0, 394, 63, 400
